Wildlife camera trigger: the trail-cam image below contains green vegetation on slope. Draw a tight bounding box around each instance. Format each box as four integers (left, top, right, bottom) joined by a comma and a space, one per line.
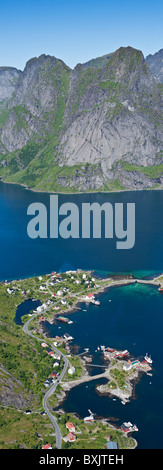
56, 412, 135, 449
121, 161, 163, 179
0, 408, 55, 449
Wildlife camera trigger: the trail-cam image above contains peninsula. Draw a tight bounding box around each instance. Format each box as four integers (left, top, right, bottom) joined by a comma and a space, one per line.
0, 269, 162, 449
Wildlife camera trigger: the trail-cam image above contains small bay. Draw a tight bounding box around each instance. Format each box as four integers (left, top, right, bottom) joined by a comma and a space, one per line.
14, 298, 41, 325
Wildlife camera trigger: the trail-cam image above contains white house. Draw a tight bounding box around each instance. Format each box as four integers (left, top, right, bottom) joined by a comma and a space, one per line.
36, 305, 44, 312
7, 288, 14, 294
123, 363, 132, 371
53, 353, 61, 360
84, 415, 94, 423
85, 293, 95, 301
57, 290, 63, 296
68, 366, 76, 375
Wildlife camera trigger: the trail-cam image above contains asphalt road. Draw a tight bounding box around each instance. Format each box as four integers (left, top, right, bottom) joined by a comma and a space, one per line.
23, 312, 68, 449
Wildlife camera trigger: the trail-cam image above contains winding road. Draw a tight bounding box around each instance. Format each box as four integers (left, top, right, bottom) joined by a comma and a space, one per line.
22, 276, 147, 448
23, 312, 68, 449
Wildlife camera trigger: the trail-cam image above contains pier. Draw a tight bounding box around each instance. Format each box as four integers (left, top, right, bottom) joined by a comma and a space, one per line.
61, 370, 109, 391
85, 363, 108, 368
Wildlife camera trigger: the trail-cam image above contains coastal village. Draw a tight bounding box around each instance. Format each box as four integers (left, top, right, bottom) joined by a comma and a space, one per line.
0, 269, 162, 449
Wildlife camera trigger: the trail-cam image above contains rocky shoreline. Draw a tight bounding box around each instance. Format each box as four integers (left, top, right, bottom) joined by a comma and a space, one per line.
95, 368, 140, 404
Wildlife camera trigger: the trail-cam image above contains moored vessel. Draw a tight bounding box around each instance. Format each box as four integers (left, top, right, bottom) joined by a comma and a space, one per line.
144, 353, 153, 364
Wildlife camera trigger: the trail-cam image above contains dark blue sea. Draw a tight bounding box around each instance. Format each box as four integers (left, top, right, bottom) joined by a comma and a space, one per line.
0, 181, 163, 281
0, 181, 163, 449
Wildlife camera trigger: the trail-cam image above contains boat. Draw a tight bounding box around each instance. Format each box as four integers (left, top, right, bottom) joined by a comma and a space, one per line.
92, 299, 100, 305
132, 424, 138, 432
144, 353, 153, 364
63, 333, 74, 341
123, 422, 138, 432
158, 287, 163, 292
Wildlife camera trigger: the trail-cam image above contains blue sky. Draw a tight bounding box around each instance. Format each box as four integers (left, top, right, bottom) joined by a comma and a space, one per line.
0, 0, 162, 70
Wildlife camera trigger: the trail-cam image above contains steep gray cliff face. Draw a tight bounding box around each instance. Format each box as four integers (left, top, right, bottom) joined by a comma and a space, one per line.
0, 67, 22, 155
57, 48, 162, 174
1, 54, 71, 152
0, 67, 21, 103
146, 49, 163, 83
0, 47, 162, 192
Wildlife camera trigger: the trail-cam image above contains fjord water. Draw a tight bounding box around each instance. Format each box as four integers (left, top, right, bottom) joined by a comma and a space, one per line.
0, 181, 163, 449
0, 181, 163, 280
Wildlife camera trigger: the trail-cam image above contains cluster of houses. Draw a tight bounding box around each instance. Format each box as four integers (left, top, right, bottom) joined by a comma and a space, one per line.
41, 341, 76, 386
42, 422, 77, 449
63, 422, 77, 443
62, 419, 118, 448
36, 299, 53, 313
40, 416, 119, 450
49, 271, 96, 297
123, 358, 152, 372
41, 343, 62, 387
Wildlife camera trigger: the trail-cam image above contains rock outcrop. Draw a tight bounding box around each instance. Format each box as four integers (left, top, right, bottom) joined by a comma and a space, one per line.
146, 49, 163, 84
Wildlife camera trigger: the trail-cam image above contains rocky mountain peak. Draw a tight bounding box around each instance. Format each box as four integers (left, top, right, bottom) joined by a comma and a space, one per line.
145, 49, 163, 83
0, 46, 162, 192
0, 67, 22, 103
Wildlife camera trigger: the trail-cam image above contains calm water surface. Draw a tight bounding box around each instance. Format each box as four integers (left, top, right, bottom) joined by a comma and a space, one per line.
14, 298, 41, 325
0, 181, 163, 280
0, 181, 163, 448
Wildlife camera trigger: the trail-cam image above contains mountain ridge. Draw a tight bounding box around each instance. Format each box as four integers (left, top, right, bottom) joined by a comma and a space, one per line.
0, 46, 162, 192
